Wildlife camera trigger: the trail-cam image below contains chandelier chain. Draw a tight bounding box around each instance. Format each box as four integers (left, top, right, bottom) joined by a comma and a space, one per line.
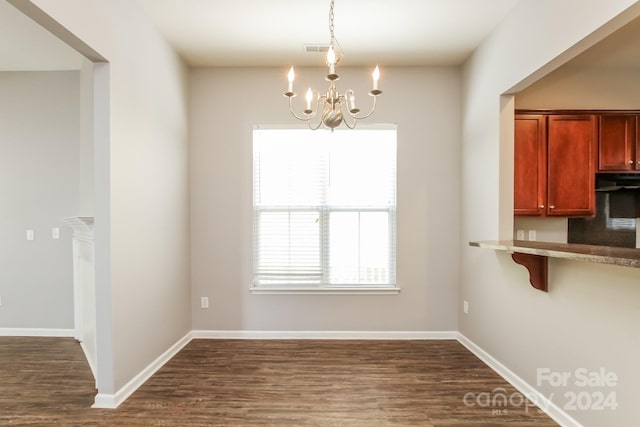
329, 0, 335, 46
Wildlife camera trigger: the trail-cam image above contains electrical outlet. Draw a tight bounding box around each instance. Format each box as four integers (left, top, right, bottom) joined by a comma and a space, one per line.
200, 297, 209, 309
463, 300, 469, 315
26, 229, 34, 241
52, 227, 60, 240
528, 229, 537, 241
516, 229, 525, 240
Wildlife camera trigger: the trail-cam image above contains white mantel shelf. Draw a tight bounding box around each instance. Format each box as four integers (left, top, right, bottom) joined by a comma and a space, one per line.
64, 216, 94, 233
469, 240, 640, 292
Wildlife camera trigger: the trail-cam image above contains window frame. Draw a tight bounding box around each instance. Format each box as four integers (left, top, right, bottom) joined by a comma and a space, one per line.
251, 124, 400, 295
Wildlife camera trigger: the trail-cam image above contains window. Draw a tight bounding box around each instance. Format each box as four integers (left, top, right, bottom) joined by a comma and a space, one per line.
252, 126, 397, 292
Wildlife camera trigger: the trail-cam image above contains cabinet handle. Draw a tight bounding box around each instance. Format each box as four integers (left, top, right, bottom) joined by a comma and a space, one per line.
550, 205, 555, 209
629, 160, 634, 165
539, 205, 545, 209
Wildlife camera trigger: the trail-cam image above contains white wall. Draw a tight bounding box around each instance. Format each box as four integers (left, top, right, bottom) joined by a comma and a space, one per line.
0, 71, 80, 330
190, 66, 460, 332
461, 1, 640, 425
25, 0, 192, 397
78, 58, 94, 215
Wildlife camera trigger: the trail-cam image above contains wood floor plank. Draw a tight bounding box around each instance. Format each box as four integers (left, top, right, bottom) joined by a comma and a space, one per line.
0, 337, 558, 426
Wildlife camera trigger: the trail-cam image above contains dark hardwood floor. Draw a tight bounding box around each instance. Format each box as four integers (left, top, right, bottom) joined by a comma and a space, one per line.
0, 337, 557, 426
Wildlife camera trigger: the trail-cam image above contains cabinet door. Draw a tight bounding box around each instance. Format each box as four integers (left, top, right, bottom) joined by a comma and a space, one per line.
635, 117, 640, 171
598, 115, 636, 171
547, 115, 596, 216
514, 115, 546, 215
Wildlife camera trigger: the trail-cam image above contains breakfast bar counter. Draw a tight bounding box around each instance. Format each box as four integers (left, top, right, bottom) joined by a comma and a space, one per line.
469, 240, 640, 291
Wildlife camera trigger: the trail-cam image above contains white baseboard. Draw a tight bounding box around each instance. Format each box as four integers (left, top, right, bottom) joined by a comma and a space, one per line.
456, 333, 582, 427
192, 330, 458, 340
92, 331, 192, 409
0, 328, 75, 337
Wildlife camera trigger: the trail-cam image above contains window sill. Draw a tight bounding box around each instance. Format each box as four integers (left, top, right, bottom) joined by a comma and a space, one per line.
249, 286, 401, 295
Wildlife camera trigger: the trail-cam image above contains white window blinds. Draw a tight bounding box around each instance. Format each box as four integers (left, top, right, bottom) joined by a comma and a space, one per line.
253, 127, 397, 288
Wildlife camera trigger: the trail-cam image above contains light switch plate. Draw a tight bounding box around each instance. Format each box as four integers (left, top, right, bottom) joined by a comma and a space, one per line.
26, 229, 34, 241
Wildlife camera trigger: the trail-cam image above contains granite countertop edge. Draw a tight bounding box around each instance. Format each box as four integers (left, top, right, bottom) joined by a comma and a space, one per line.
469, 240, 640, 268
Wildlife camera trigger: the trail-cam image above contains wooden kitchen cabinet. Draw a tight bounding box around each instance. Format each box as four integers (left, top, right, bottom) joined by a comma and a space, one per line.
514, 113, 596, 216
514, 114, 546, 215
547, 115, 596, 216
598, 114, 640, 171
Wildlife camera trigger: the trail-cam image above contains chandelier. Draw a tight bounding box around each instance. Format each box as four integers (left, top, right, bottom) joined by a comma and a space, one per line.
284, 0, 382, 130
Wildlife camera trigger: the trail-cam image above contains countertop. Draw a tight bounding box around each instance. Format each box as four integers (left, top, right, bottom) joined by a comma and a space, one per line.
469, 240, 640, 269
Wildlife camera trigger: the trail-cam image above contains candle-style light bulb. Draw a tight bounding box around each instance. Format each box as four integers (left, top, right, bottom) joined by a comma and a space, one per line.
287, 66, 295, 93
305, 88, 313, 110
372, 65, 380, 90
327, 46, 336, 74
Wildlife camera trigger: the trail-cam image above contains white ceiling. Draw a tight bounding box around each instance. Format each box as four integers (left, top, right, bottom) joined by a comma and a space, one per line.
0, 0, 83, 71
3, 0, 640, 73
139, 0, 521, 67
0, 0, 522, 71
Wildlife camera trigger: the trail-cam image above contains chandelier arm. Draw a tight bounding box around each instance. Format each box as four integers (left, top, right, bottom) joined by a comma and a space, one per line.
308, 119, 324, 131
342, 112, 357, 129
288, 95, 316, 121
305, 96, 326, 130
346, 92, 379, 120
331, 95, 355, 129
337, 93, 347, 108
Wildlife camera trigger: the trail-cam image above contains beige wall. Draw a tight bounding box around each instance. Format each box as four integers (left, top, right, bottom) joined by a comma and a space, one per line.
190, 66, 461, 332
0, 71, 80, 330
28, 0, 192, 396
516, 66, 640, 110
461, 1, 640, 425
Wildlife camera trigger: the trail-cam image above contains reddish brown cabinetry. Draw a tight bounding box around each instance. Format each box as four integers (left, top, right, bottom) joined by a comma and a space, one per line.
514, 114, 546, 215
514, 113, 596, 217
547, 115, 597, 216
598, 115, 640, 172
